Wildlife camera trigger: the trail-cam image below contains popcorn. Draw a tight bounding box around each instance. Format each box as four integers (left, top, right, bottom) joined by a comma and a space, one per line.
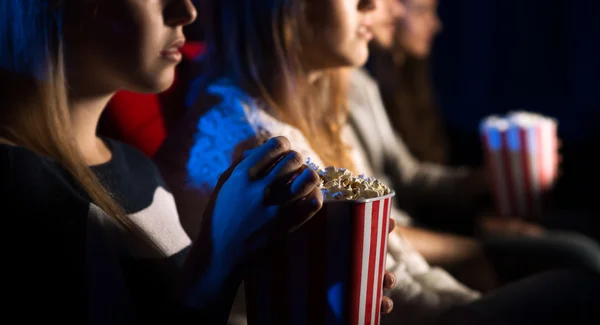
307, 158, 392, 200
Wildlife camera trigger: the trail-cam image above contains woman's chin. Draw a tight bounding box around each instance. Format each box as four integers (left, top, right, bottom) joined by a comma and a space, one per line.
351, 50, 370, 68
340, 46, 370, 68
129, 74, 175, 94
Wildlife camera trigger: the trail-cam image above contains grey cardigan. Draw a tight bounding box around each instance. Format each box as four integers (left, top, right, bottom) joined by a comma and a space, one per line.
348, 68, 476, 220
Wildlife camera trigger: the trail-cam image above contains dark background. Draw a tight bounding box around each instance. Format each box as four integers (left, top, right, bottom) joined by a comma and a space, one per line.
432, 0, 600, 223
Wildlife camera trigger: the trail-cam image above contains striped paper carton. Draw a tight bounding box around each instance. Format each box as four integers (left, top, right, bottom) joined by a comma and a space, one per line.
481, 112, 558, 219
245, 192, 395, 325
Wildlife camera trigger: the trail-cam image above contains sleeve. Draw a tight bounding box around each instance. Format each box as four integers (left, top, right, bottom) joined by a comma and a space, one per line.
348, 70, 478, 217
383, 131, 477, 211
357, 70, 478, 212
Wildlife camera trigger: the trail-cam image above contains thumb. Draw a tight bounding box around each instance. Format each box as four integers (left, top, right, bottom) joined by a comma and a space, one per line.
202, 161, 240, 222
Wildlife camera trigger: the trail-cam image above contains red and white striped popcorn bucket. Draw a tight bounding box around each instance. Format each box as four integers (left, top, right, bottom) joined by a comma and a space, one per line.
245, 192, 395, 325
481, 112, 558, 219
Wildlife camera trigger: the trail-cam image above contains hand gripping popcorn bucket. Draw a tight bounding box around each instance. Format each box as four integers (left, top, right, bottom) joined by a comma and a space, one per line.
246, 165, 394, 325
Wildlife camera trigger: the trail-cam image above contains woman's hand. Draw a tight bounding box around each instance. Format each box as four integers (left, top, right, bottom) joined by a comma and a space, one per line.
179, 137, 323, 320
207, 136, 323, 265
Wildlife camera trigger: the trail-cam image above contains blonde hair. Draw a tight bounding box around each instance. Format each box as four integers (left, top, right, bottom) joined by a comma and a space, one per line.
199, 0, 355, 170
0, 1, 153, 244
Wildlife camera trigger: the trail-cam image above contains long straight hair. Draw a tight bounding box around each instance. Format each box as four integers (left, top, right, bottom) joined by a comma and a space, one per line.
368, 43, 449, 164
198, 0, 355, 170
0, 1, 152, 243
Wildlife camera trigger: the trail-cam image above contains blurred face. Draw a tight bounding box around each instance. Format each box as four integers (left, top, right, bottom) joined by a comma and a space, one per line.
371, 0, 407, 49
398, 0, 441, 58
302, 0, 377, 70
64, 0, 197, 94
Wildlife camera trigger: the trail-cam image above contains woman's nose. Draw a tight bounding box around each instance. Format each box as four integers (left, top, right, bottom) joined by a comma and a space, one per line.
359, 0, 377, 12
165, 0, 198, 27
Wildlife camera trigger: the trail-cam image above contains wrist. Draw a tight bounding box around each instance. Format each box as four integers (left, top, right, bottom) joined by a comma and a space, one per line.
177, 254, 243, 323
178, 232, 244, 310
182, 248, 240, 307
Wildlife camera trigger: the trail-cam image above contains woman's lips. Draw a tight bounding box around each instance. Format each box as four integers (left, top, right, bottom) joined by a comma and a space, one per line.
161, 39, 185, 62
160, 48, 183, 62
358, 25, 373, 40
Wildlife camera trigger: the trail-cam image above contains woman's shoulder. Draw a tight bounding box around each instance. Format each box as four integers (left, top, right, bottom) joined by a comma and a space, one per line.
0, 144, 83, 199
0, 144, 103, 236
97, 138, 165, 187
348, 68, 381, 113
94, 139, 173, 210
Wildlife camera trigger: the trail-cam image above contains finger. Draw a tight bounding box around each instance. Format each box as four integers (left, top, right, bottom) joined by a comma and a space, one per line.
236, 136, 291, 179
264, 150, 304, 184
289, 167, 321, 200
383, 272, 396, 290
276, 186, 323, 233
388, 218, 396, 234
201, 162, 239, 222
381, 297, 393, 315
265, 165, 320, 205
213, 162, 240, 196
261, 151, 305, 205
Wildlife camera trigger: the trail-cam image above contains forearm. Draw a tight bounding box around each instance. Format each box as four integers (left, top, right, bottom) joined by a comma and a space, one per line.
391, 163, 487, 217
395, 226, 482, 267
413, 165, 472, 203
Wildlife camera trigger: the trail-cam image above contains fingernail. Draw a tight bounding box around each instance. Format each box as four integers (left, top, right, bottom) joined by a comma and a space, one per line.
289, 164, 307, 182
384, 273, 396, 289
311, 196, 321, 207
242, 149, 253, 160
290, 166, 311, 195
381, 299, 393, 314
